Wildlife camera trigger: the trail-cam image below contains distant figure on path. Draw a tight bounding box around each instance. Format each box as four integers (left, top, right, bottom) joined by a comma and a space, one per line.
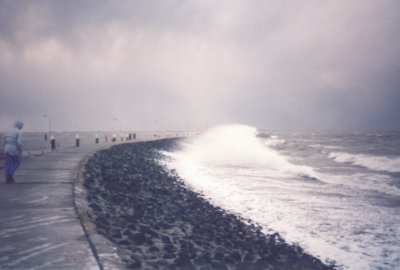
3, 121, 24, 183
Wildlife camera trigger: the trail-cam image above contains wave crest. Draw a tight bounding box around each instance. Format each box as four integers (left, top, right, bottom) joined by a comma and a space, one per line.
329, 152, 400, 173
174, 124, 315, 178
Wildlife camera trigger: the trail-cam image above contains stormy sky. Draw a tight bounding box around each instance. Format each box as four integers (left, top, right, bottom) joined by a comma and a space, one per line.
1, 0, 399, 132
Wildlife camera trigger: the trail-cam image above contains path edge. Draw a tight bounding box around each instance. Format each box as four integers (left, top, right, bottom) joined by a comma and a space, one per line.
73, 144, 128, 270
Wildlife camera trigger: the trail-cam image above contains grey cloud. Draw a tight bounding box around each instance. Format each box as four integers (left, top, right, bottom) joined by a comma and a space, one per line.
1, 0, 400, 131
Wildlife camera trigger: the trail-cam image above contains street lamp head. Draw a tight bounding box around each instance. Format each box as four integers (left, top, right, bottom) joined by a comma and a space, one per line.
43, 114, 51, 133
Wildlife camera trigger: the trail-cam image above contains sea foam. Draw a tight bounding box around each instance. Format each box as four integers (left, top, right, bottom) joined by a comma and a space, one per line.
329, 152, 400, 173
170, 124, 315, 178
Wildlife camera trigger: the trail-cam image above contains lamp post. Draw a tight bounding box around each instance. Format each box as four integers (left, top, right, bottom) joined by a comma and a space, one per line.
154, 120, 159, 138
113, 118, 122, 132
43, 114, 51, 140
113, 118, 118, 130
114, 118, 123, 141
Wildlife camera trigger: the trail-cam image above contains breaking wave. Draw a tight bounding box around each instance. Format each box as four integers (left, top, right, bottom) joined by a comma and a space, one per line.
329, 152, 400, 173
169, 124, 315, 178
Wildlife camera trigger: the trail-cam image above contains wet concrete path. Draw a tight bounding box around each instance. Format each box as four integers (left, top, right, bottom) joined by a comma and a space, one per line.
0, 144, 113, 270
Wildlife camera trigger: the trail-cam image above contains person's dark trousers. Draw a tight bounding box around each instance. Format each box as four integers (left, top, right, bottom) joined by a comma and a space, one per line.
4, 153, 20, 183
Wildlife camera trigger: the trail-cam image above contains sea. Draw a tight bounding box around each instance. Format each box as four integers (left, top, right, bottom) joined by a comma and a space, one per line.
161, 124, 400, 270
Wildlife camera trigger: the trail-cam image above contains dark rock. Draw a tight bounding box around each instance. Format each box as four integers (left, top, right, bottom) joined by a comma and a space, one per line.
214, 247, 226, 261
89, 203, 102, 212
210, 261, 229, 270
95, 216, 110, 227
197, 251, 211, 263
142, 227, 158, 238
163, 253, 176, 259
118, 239, 132, 246
243, 252, 255, 262
255, 258, 271, 268
126, 258, 142, 269
129, 233, 146, 245
164, 244, 176, 253
161, 235, 171, 244
236, 261, 263, 270
215, 236, 222, 245
174, 252, 194, 268
111, 230, 122, 239
199, 265, 213, 270
226, 251, 242, 263
127, 224, 137, 231
148, 246, 159, 252
133, 209, 144, 218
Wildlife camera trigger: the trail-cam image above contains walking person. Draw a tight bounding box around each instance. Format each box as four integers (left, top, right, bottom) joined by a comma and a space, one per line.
3, 121, 24, 183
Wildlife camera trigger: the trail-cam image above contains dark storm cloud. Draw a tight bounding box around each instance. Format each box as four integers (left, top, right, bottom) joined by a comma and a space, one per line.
1, 0, 400, 131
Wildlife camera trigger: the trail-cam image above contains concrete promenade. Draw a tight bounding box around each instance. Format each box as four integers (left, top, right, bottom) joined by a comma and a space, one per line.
0, 143, 121, 270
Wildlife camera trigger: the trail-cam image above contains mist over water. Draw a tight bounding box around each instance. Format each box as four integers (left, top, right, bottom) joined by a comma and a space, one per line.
162, 125, 400, 270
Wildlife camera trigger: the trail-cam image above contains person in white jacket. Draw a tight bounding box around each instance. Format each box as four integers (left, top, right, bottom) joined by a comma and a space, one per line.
3, 121, 23, 183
